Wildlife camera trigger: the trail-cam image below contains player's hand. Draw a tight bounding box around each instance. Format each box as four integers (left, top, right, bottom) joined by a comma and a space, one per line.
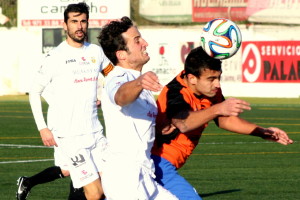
156, 124, 179, 147
264, 127, 294, 145
96, 99, 101, 108
161, 124, 177, 135
219, 97, 251, 116
39, 128, 57, 147
138, 71, 163, 92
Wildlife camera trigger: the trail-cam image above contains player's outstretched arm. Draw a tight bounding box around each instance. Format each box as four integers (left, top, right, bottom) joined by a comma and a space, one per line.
115, 71, 162, 106
172, 97, 251, 133
218, 116, 293, 145
250, 127, 294, 145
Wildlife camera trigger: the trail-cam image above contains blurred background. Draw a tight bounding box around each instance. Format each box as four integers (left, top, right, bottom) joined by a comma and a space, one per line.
0, 0, 299, 98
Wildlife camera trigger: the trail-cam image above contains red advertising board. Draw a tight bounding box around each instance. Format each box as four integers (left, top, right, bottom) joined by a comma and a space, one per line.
21, 19, 112, 27
192, 0, 248, 22
242, 41, 300, 83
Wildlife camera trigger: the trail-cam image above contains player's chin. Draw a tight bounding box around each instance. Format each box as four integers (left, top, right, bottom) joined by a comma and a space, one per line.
143, 55, 150, 63
206, 92, 217, 97
74, 37, 85, 43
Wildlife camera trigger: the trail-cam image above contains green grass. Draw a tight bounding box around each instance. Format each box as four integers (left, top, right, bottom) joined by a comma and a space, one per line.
1, 95, 299, 199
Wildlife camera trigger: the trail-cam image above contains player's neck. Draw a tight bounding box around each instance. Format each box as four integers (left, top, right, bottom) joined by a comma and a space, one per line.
66, 38, 84, 48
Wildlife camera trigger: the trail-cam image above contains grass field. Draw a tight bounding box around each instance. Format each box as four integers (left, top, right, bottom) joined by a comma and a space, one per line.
1, 95, 299, 200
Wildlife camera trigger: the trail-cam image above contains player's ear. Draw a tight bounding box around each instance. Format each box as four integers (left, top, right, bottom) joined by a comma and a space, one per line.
116, 50, 126, 60
187, 74, 197, 85
63, 22, 67, 32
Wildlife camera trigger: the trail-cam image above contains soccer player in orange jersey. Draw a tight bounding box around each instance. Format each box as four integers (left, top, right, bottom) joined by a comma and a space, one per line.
151, 46, 293, 200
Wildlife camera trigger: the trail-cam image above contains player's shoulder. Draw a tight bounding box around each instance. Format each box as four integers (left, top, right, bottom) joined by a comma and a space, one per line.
46, 41, 66, 56
42, 42, 68, 64
84, 42, 105, 55
84, 42, 102, 50
106, 66, 125, 77
166, 76, 185, 96
105, 67, 129, 84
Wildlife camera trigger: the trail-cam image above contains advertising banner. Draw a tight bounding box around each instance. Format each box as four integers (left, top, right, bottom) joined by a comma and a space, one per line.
144, 41, 194, 86
141, 28, 201, 86
140, 0, 300, 25
242, 41, 300, 83
139, 0, 192, 23
192, 0, 248, 22
246, 0, 300, 25
18, 0, 130, 27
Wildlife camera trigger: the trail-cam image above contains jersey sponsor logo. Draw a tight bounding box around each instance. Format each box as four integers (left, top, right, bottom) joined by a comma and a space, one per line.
91, 57, 96, 63
81, 170, 88, 175
74, 76, 98, 83
147, 111, 157, 118
71, 154, 86, 167
79, 60, 90, 65
80, 172, 94, 182
78, 56, 89, 65
65, 57, 93, 65
73, 68, 99, 75
66, 59, 76, 64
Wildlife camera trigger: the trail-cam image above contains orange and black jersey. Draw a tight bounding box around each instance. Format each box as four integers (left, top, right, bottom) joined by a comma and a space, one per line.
151, 71, 225, 169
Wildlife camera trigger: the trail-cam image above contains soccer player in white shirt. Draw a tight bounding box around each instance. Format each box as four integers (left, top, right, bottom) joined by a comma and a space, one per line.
17, 2, 113, 200
98, 16, 178, 200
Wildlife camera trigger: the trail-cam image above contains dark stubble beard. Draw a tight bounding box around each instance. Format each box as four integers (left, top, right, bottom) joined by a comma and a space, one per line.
67, 30, 87, 43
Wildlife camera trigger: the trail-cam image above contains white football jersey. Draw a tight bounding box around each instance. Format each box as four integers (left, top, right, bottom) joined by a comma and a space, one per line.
101, 66, 157, 166
30, 41, 112, 137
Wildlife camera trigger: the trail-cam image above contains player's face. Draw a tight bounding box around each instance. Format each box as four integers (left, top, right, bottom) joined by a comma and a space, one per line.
63, 12, 88, 46
190, 69, 221, 97
122, 26, 149, 69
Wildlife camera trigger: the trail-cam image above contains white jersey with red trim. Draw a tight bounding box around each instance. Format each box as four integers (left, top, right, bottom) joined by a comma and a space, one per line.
30, 41, 112, 137
101, 66, 161, 198
101, 66, 157, 165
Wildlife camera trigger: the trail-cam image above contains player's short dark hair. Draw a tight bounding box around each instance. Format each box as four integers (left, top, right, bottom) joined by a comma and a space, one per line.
97, 16, 133, 65
184, 46, 222, 78
64, 2, 89, 23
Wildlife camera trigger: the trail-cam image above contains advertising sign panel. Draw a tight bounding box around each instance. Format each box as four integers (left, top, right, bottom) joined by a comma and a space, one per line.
242, 41, 300, 83
192, 0, 248, 22
139, 0, 192, 23
18, 0, 130, 27
246, 0, 300, 25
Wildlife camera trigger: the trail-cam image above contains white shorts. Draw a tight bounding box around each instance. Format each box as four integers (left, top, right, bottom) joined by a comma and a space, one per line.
54, 144, 69, 171
101, 157, 178, 200
54, 131, 107, 188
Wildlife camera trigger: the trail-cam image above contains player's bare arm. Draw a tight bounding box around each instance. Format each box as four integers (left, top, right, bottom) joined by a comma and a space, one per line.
171, 97, 251, 133
218, 97, 251, 116
115, 71, 162, 106
218, 116, 293, 145
250, 127, 293, 145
